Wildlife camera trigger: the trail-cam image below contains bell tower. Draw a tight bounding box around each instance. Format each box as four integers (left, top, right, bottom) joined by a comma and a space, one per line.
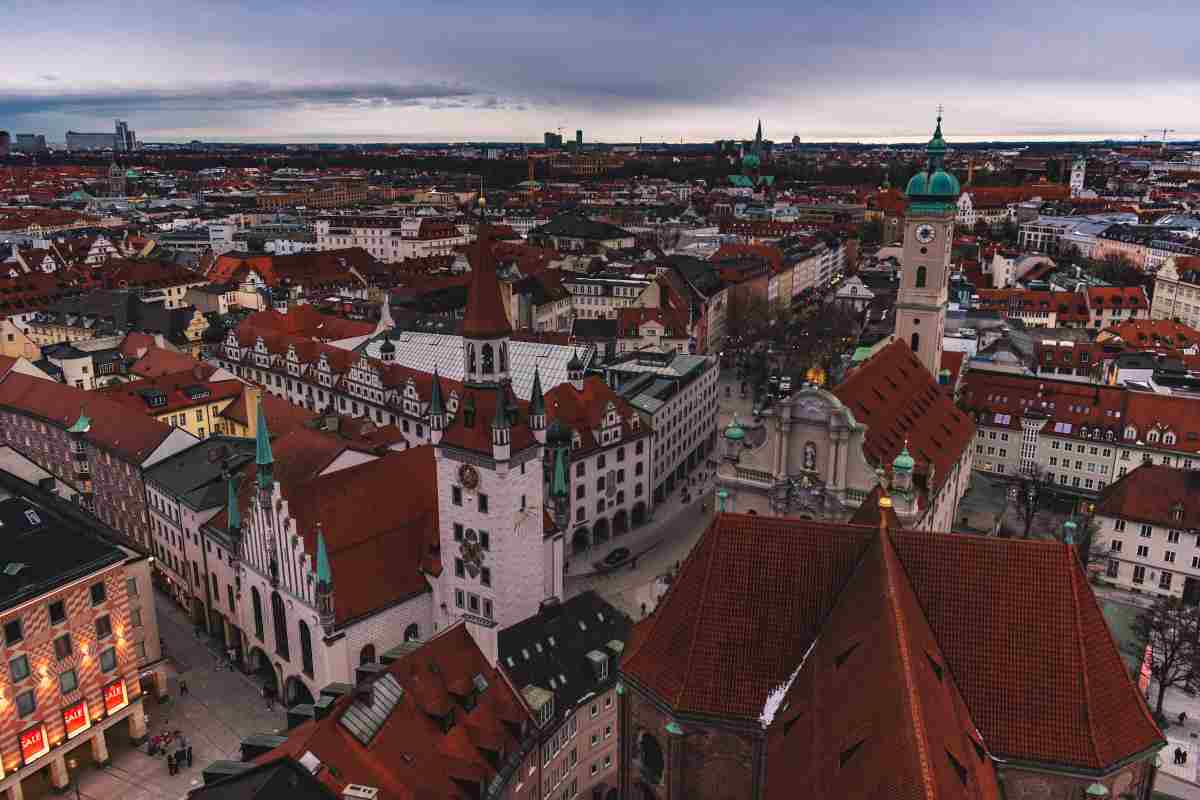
897, 111, 959, 377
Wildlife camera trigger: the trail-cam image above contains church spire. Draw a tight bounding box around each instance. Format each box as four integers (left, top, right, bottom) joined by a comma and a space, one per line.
255, 397, 273, 497
755, 119, 763, 144
315, 523, 335, 633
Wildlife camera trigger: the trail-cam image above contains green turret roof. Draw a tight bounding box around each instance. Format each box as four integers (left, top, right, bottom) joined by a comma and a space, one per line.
67, 410, 91, 434
255, 398, 273, 490
724, 414, 745, 441
227, 473, 240, 532
529, 366, 545, 417
905, 112, 960, 205
552, 446, 569, 498
316, 527, 332, 584
893, 445, 915, 472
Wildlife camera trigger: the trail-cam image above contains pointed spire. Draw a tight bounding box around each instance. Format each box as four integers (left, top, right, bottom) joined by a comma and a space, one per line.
429, 366, 445, 417
552, 446, 569, 499
461, 224, 512, 340
255, 397, 273, 490
755, 119, 763, 143
529, 366, 545, 417
316, 525, 332, 585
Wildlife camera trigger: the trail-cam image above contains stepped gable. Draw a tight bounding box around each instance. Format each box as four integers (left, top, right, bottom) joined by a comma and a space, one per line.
461, 225, 513, 339
621, 514, 874, 719
891, 529, 1163, 771
764, 527, 1000, 799
833, 339, 975, 492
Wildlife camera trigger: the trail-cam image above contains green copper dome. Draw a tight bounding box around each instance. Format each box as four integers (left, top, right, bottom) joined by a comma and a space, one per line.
905, 113, 960, 202
742, 153, 761, 170
893, 445, 915, 472
724, 415, 746, 441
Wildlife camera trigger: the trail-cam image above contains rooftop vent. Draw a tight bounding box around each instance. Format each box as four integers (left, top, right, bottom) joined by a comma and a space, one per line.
342, 786, 380, 800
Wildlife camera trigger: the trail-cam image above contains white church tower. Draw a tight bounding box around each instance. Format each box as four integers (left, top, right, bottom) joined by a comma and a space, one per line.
1070, 157, 1087, 198
897, 112, 959, 378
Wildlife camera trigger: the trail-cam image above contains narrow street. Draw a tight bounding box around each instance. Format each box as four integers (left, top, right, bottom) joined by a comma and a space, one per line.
66, 589, 286, 800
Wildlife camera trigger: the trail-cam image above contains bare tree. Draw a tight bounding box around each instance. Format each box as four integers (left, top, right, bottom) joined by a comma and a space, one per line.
1008, 466, 1056, 539
1133, 596, 1200, 718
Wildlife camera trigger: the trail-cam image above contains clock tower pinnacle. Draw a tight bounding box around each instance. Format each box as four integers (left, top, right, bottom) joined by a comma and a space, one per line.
896, 111, 960, 378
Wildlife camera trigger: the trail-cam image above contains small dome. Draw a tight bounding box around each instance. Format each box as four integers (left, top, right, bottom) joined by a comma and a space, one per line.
380, 337, 395, 353
928, 169, 960, 197
724, 415, 746, 441
905, 171, 930, 196
742, 153, 761, 170
893, 446, 914, 472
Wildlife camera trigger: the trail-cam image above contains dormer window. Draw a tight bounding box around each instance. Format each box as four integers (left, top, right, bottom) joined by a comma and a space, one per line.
1148, 430, 1160, 444
1165, 432, 1177, 446
1124, 426, 1137, 441
1172, 503, 1185, 522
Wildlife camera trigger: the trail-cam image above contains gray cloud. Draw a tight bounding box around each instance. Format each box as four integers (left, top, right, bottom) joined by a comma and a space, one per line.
0, 81, 480, 118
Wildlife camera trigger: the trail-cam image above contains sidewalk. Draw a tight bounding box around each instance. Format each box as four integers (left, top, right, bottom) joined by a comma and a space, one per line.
70, 588, 287, 800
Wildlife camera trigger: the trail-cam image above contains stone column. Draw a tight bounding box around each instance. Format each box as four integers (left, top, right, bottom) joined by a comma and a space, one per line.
836, 431, 850, 490
90, 729, 110, 767
6, 780, 24, 800
48, 755, 69, 792
129, 703, 148, 743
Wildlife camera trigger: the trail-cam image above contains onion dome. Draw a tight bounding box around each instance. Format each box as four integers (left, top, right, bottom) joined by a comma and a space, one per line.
893, 444, 915, 472
724, 414, 746, 442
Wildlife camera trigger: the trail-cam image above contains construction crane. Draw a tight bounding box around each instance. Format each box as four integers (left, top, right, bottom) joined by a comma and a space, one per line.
1151, 128, 1176, 155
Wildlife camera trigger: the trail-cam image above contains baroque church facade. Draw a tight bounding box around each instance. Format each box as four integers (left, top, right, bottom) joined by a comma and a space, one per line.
717, 115, 975, 531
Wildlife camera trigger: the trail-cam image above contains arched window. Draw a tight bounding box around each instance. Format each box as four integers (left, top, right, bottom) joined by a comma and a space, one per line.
1147, 430, 1160, 444
1165, 432, 1177, 445
910, 332, 920, 353
467, 344, 476, 374
299, 620, 313, 676
404, 624, 420, 642
1125, 426, 1137, 440
499, 343, 508, 373
271, 591, 289, 660
915, 266, 927, 288
251, 587, 264, 640
360, 644, 376, 665
481, 344, 494, 374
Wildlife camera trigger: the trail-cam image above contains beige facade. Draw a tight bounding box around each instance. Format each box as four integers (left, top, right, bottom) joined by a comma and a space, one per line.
894, 205, 952, 376
1151, 257, 1200, 327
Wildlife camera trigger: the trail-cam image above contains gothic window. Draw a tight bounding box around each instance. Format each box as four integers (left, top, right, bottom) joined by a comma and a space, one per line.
915, 266, 927, 288
271, 591, 289, 660
910, 332, 920, 353
499, 343, 508, 373
360, 644, 376, 665
404, 623, 420, 642
467, 344, 476, 374
482, 344, 494, 374
252, 587, 264, 640
299, 620, 313, 676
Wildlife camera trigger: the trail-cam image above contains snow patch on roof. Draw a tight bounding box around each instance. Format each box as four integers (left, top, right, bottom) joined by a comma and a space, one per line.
759, 637, 817, 728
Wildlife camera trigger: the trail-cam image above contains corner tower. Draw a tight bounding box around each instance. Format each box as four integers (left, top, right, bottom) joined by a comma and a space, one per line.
897, 111, 958, 377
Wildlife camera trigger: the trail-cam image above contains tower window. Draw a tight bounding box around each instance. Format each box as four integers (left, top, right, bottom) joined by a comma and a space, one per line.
915, 266, 927, 288
482, 344, 494, 374
911, 332, 920, 353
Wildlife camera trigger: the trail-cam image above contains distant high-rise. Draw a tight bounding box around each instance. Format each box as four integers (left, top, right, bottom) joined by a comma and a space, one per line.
543, 131, 563, 149
0, 132, 10, 158
14, 134, 47, 153
575, 129, 582, 147
114, 119, 136, 152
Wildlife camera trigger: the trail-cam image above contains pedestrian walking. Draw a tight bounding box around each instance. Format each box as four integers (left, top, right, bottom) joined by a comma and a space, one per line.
167, 752, 177, 775
179, 679, 189, 696
187, 745, 193, 767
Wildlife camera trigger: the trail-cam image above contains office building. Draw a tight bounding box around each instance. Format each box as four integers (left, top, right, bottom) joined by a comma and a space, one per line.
65, 132, 115, 151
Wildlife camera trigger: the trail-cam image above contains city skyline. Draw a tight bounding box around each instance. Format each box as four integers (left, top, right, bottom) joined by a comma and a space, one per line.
3, 0, 1199, 144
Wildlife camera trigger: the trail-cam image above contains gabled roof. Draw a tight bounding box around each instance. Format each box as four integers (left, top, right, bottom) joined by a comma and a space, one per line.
833, 340, 975, 494
255, 624, 533, 800
625, 513, 1164, 776
764, 528, 1000, 799
241, 305, 374, 342
1094, 463, 1200, 529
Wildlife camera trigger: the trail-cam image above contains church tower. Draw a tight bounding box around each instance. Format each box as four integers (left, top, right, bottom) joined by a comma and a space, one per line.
896, 112, 959, 377
1070, 157, 1087, 198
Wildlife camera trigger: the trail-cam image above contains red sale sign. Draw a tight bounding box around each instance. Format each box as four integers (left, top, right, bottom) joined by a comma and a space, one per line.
19, 724, 48, 765
103, 680, 128, 714
62, 699, 90, 739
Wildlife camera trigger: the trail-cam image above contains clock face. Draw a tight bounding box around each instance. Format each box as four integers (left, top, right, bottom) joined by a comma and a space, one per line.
915, 224, 936, 244
458, 463, 480, 490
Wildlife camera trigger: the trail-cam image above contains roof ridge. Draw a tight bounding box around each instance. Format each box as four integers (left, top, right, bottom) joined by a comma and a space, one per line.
677, 516, 724, 708
1067, 547, 1104, 768
878, 532, 937, 800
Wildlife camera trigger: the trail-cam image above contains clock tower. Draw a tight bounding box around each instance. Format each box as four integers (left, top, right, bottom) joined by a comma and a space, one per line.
896, 112, 960, 378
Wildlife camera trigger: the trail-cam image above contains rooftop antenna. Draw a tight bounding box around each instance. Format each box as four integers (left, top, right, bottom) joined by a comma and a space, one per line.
1152, 128, 1176, 156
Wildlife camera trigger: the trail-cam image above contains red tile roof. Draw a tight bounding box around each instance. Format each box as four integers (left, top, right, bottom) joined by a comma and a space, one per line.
99, 369, 244, 416
833, 340, 975, 494
1094, 463, 1200, 528
616, 306, 689, 339
241, 304, 374, 342
258, 623, 533, 800
128, 347, 207, 378
544, 376, 646, 453
625, 513, 1163, 777
218, 391, 317, 439
207, 247, 384, 289
765, 527, 1001, 800
0, 371, 173, 463
1100, 318, 1200, 350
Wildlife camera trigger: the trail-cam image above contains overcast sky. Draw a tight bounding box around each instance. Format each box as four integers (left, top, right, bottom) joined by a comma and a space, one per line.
2, 0, 1198, 143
